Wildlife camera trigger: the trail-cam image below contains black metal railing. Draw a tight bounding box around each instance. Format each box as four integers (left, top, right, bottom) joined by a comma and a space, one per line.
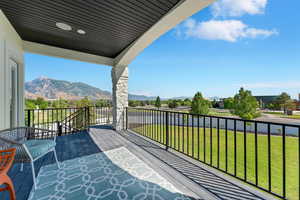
59, 108, 86, 134
127, 107, 300, 200
25, 106, 112, 135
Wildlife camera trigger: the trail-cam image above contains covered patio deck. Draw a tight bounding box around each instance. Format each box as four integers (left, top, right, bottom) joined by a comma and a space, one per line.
2, 126, 274, 200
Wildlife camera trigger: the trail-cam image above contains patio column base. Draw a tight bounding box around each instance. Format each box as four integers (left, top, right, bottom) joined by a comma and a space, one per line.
111, 65, 128, 131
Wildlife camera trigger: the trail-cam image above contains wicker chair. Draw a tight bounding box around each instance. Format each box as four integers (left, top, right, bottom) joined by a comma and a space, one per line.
0, 127, 60, 189
0, 148, 16, 200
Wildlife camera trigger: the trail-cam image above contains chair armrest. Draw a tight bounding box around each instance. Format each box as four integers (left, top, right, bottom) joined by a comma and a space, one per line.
26, 127, 57, 140
0, 136, 22, 146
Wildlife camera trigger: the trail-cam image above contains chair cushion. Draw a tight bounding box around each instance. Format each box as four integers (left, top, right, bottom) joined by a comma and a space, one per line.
24, 140, 56, 160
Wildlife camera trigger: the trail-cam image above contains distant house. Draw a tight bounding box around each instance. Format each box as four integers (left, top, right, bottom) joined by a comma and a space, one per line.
254, 95, 279, 108
295, 94, 300, 110
218, 98, 225, 109
293, 101, 300, 111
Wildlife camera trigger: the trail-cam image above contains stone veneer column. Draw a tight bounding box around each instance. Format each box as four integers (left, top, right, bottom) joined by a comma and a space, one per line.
111, 65, 128, 130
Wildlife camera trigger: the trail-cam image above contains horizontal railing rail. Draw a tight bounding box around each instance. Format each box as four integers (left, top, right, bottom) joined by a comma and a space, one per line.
25, 106, 112, 135
127, 107, 300, 200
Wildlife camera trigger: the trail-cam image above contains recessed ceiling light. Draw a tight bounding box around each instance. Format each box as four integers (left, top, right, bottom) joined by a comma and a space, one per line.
56, 22, 72, 31
77, 29, 86, 35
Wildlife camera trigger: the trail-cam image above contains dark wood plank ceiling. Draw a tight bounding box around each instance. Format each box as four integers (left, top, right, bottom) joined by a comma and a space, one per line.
0, 0, 180, 58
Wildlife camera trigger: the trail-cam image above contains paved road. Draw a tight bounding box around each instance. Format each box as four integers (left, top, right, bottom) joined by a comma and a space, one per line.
257, 113, 300, 125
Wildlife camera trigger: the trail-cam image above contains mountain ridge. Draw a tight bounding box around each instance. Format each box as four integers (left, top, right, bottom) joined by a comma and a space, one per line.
25, 77, 157, 101
25, 77, 211, 101
25, 77, 111, 100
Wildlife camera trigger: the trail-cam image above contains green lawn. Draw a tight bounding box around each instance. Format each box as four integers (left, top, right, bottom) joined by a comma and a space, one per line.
175, 109, 234, 117
208, 110, 234, 117
132, 124, 299, 200
282, 115, 300, 119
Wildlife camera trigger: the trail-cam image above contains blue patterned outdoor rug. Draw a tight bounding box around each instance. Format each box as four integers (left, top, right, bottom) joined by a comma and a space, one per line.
28, 147, 193, 200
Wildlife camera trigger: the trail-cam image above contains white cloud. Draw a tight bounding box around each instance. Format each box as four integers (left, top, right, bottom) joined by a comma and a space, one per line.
240, 81, 300, 89
180, 18, 277, 42
212, 0, 268, 17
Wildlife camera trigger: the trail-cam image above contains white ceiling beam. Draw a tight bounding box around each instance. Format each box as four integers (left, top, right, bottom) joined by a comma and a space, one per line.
23, 41, 114, 66
114, 0, 216, 66
0, 10, 22, 47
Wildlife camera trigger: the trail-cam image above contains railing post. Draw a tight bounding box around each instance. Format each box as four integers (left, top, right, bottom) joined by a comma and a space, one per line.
27, 110, 31, 127
126, 107, 128, 130
57, 121, 62, 136
86, 107, 90, 131
165, 111, 169, 150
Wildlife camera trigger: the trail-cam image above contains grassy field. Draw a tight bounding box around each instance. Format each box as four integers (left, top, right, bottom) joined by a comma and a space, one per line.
283, 115, 300, 119
175, 108, 234, 117
208, 110, 234, 117
132, 124, 299, 200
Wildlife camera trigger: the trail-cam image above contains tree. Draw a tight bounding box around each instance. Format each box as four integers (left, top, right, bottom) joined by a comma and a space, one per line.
140, 101, 146, 106
176, 99, 183, 106
276, 92, 290, 105
275, 92, 295, 113
25, 99, 36, 109
183, 98, 192, 106
168, 100, 179, 109
283, 99, 296, 112
211, 100, 220, 108
129, 100, 139, 107
35, 97, 48, 109
76, 97, 92, 107
190, 92, 210, 115
52, 98, 69, 108
224, 97, 234, 109
266, 103, 276, 110
231, 88, 259, 120
95, 99, 110, 107
155, 96, 161, 109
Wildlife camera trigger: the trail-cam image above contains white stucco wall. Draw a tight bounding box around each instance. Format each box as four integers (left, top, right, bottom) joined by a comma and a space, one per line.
0, 10, 24, 130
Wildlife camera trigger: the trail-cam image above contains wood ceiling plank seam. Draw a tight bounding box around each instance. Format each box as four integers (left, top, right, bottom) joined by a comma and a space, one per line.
0, 4, 148, 39
155, 0, 175, 9
13, 22, 91, 39
87, 0, 158, 27
20, 23, 131, 57
110, 0, 162, 22
60, 0, 155, 30
2, 10, 142, 55
0, 0, 183, 58
0, 0, 152, 32
11, 21, 135, 46
135, 0, 171, 12
166, 0, 180, 4
1, 1, 152, 34
23, 31, 119, 57
124, 0, 167, 16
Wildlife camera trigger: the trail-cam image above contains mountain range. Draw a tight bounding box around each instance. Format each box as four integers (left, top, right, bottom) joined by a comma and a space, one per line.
25, 77, 157, 101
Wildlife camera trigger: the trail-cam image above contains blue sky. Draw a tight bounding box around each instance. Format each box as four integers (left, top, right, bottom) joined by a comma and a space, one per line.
25, 0, 300, 99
